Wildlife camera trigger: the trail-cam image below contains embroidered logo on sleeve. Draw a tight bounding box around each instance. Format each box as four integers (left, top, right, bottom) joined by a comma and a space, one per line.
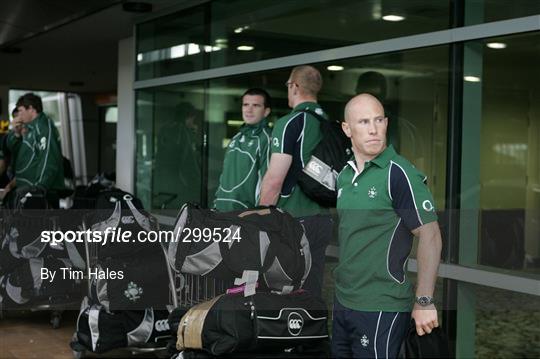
38, 137, 47, 150
272, 137, 280, 148
422, 200, 434, 212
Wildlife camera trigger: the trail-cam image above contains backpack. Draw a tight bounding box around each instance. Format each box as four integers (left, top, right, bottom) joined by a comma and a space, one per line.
3, 186, 49, 210
296, 109, 351, 207
167, 204, 311, 293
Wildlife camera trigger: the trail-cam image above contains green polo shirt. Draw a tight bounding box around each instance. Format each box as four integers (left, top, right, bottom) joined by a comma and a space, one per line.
334, 145, 437, 312
214, 118, 271, 211
270, 102, 326, 218
6, 112, 65, 191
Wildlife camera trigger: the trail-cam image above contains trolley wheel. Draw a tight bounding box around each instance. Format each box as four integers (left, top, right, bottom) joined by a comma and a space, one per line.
50, 311, 62, 329
72, 349, 86, 359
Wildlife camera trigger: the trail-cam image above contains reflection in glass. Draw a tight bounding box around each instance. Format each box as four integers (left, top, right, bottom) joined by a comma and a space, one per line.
136, 0, 451, 79
135, 84, 205, 209
136, 5, 208, 80
465, 0, 540, 26
474, 32, 540, 273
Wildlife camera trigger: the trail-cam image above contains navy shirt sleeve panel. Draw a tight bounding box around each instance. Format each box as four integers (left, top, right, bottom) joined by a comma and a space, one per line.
281, 113, 305, 156
389, 162, 424, 231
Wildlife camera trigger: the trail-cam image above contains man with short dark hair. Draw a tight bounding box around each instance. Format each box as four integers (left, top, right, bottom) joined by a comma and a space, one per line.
259, 65, 332, 296
4, 93, 65, 206
214, 88, 272, 211
332, 93, 442, 358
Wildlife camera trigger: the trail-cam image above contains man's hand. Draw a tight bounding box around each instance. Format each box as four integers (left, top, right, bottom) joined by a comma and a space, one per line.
12, 119, 25, 137
411, 303, 439, 336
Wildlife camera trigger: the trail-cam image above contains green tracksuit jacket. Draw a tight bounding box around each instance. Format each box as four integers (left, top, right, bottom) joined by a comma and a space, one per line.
7, 112, 65, 191
214, 118, 271, 211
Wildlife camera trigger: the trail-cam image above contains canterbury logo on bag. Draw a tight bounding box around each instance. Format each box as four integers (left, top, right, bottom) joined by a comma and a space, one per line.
287, 312, 304, 336
155, 319, 170, 332
289, 319, 302, 329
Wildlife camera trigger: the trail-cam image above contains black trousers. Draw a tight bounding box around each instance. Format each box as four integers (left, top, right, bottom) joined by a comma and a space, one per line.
332, 299, 411, 359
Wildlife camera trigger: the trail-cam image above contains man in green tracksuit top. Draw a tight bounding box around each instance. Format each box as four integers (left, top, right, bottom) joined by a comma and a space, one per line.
259, 65, 333, 296
5, 93, 65, 207
332, 94, 442, 358
214, 88, 272, 211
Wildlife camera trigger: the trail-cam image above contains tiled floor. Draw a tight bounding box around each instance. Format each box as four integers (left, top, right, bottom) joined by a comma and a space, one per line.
0, 310, 78, 359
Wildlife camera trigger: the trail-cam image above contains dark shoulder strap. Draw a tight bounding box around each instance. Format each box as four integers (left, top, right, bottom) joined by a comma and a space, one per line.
297, 109, 326, 122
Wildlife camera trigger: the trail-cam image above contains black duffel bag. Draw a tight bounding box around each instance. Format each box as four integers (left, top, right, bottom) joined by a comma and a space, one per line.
72, 297, 171, 354
175, 290, 328, 356
91, 247, 170, 311
167, 204, 311, 294
87, 189, 158, 259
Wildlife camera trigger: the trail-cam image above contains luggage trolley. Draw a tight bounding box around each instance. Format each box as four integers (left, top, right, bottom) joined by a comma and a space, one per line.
71, 210, 177, 359
174, 272, 234, 309
0, 190, 83, 329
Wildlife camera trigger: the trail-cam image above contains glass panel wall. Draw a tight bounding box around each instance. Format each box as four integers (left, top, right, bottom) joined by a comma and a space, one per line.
136, 0, 451, 79
460, 32, 540, 274
135, 83, 205, 209
136, 5, 208, 80
465, 0, 540, 25
136, 45, 449, 242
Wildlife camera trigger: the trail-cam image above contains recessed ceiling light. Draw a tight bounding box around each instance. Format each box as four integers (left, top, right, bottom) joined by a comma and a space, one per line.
486, 42, 507, 49
237, 45, 254, 51
137, 53, 143, 62
215, 38, 228, 44
234, 27, 243, 33
464, 76, 481, 82
382, 15, 405, 22
327, 65, 344, 71
187, 43, 200, 55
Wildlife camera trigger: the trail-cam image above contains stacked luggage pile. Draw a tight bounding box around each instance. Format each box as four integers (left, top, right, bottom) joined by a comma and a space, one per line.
70, 186, 174, 357
0, 186, 85, 328
165, 204, 330, 358
70, 201, 331, 358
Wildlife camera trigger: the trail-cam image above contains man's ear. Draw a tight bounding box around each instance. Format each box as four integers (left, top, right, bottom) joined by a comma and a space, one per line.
264, 108, 271, 118
341, 121, 352, 138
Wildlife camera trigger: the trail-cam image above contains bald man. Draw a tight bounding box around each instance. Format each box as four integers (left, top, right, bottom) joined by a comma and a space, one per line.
259, 65, 332, 296
332, 94, 442, 358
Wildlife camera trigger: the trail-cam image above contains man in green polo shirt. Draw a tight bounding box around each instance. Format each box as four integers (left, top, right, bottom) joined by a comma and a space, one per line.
332, 94, 442, 358
259, 65, 333, 296
214, 88, 272, 211
4, 93, 65, 207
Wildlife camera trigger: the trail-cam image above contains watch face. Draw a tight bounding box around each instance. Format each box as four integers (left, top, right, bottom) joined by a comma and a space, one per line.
417, 296, 432, 306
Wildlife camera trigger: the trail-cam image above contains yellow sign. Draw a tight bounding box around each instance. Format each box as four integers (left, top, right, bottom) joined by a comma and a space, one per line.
0, 119, 9, 134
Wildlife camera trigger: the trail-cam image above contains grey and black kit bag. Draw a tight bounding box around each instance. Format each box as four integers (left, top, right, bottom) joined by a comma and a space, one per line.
175, 291, 328, 356
167, 204, 311, 293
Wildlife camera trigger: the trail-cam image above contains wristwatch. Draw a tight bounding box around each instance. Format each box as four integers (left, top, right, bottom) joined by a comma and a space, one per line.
415, 295, 434, 306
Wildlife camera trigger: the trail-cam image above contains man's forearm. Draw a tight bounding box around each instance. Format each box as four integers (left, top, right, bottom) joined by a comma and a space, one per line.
415, 224, 442, 297
259, 178, 281, 206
